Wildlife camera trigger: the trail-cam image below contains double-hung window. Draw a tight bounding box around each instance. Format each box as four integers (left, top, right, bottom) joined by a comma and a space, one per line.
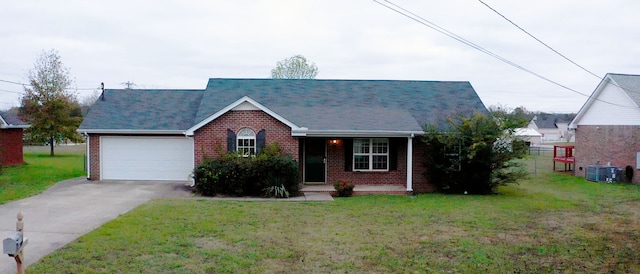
353, 138, 388, 171
237, 128, 256, 157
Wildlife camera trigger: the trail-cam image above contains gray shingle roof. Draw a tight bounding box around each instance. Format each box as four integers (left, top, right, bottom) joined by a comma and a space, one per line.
79, 79, 487, 133
608, 73, 640, 106
532, 113, 575, 129
0, 111, 28, 128
80, 90, 202, 131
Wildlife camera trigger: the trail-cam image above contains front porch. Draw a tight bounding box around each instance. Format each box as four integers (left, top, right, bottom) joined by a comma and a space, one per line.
300, 136, 417, 194
300, 184, 408, 196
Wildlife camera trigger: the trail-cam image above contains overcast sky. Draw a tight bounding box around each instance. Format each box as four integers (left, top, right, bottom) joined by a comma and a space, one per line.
1, 0, 639, 113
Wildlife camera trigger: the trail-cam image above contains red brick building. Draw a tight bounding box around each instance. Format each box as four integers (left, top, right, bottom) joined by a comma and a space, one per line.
0, 112, 29, 166
570, 73, 640, 184
79, 79, 487, 193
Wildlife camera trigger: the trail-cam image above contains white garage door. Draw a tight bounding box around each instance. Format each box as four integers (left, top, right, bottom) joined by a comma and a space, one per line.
101, 137, 194, 181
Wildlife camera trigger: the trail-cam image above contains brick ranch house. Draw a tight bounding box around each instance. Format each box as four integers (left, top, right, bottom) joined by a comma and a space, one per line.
569, 73, 640, 184
78, 79, 487, 193
0, 112, 29, 166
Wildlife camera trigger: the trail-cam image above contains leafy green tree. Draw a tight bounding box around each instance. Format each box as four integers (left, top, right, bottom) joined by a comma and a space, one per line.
488, 104, 532, 128
20, 50, 83, 156
423, 112, 528, 194
271, 55, 318, 79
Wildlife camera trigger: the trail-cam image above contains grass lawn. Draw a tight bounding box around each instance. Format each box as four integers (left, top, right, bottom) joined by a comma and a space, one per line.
29, 155, 640, 273
0, 145, 85, 204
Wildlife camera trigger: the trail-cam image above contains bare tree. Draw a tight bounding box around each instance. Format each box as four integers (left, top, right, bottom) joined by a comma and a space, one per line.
20, 49, 82, 156
79, 89, 101, 116
271, 55, 319, 79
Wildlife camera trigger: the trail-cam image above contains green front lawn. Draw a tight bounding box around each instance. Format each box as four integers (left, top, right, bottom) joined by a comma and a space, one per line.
0, 147, 85, 204
29, 155, 640, 273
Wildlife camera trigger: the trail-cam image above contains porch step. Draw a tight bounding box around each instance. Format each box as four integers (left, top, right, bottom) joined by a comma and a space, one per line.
300, 185, 408, 196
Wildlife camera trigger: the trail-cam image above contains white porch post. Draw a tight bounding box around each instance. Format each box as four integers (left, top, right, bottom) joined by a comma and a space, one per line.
406, 134, 414, 192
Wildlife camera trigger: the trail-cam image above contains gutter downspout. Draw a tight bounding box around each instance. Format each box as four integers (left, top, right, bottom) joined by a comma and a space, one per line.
183, 131, 196, 186
406, 134, 414, 193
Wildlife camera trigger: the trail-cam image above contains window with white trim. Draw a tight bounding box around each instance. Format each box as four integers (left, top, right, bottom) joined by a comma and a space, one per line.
237, 128, 256, 157
353, 138, 388, 171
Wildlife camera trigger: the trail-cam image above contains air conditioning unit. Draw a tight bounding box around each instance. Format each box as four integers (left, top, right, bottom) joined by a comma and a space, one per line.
586, 165, 619, 182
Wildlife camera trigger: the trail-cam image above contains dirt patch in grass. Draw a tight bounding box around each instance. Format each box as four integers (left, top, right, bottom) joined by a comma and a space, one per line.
193, 237, 235, 251
416, 225, 468, 242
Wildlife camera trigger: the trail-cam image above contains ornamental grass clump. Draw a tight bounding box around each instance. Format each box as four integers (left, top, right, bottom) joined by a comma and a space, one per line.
333, 179, 354, 197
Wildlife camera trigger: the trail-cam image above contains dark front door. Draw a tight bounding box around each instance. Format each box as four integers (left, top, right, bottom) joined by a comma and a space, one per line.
305, 138, 326, 183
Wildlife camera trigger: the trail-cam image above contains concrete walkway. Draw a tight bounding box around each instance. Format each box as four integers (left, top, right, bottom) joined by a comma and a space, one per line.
0, 178, 332, 273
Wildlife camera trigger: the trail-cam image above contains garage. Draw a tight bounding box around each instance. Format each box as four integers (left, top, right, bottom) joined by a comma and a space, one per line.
100, 136, 194, 181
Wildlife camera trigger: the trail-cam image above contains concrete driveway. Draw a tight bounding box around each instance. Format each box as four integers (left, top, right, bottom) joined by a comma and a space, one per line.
0, 178, 193, 273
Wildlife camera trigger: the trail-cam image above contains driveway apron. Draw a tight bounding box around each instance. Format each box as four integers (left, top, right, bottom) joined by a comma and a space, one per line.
0, 178, 191, 273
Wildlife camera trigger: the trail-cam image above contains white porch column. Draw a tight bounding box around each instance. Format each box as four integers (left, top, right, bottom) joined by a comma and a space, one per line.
406, 134, 414, 192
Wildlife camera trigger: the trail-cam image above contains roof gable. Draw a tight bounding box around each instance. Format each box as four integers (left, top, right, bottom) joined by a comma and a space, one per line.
185, 96, 301, 136
570, 73, 640, 128
609, 73, 640, 106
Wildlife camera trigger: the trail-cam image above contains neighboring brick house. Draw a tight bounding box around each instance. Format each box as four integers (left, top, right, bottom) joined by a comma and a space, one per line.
527, 113, 576, 143
569, 73, 640, 184
78, 79, 487, 193
0, 112, 29, 166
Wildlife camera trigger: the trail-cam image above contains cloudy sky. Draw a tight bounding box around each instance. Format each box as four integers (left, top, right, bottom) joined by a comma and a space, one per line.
1, 0, 639, 113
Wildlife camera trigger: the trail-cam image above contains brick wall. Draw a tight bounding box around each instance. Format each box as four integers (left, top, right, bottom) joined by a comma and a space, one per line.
88, 134, 100, 180
194, 110, 299, 165
0, 129, 25, 166
574, 125, 640, 184
325, 137, 434, 193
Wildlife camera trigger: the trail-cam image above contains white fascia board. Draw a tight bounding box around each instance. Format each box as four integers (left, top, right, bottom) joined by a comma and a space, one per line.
0, 125, 30, 129
569, 75, 611, 129
77, 129, 185, 135
185, 96, 300, 136
293, 129, 424, 138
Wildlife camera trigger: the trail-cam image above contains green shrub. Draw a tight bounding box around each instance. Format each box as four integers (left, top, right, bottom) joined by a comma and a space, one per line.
422, 112, 528, 194
333, 179, 354, 197
192, 155, 249, 196
193, 143, 299, 197
250, 148, 300, 195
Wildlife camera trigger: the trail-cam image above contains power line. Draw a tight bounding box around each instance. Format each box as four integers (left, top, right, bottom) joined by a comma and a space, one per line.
476, 0, 640, 105
373, 0, 633, 109
0, 88, 23, 94
0, 79, 27, 85
0, 78, 98, 91
477, 0, 601, 80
